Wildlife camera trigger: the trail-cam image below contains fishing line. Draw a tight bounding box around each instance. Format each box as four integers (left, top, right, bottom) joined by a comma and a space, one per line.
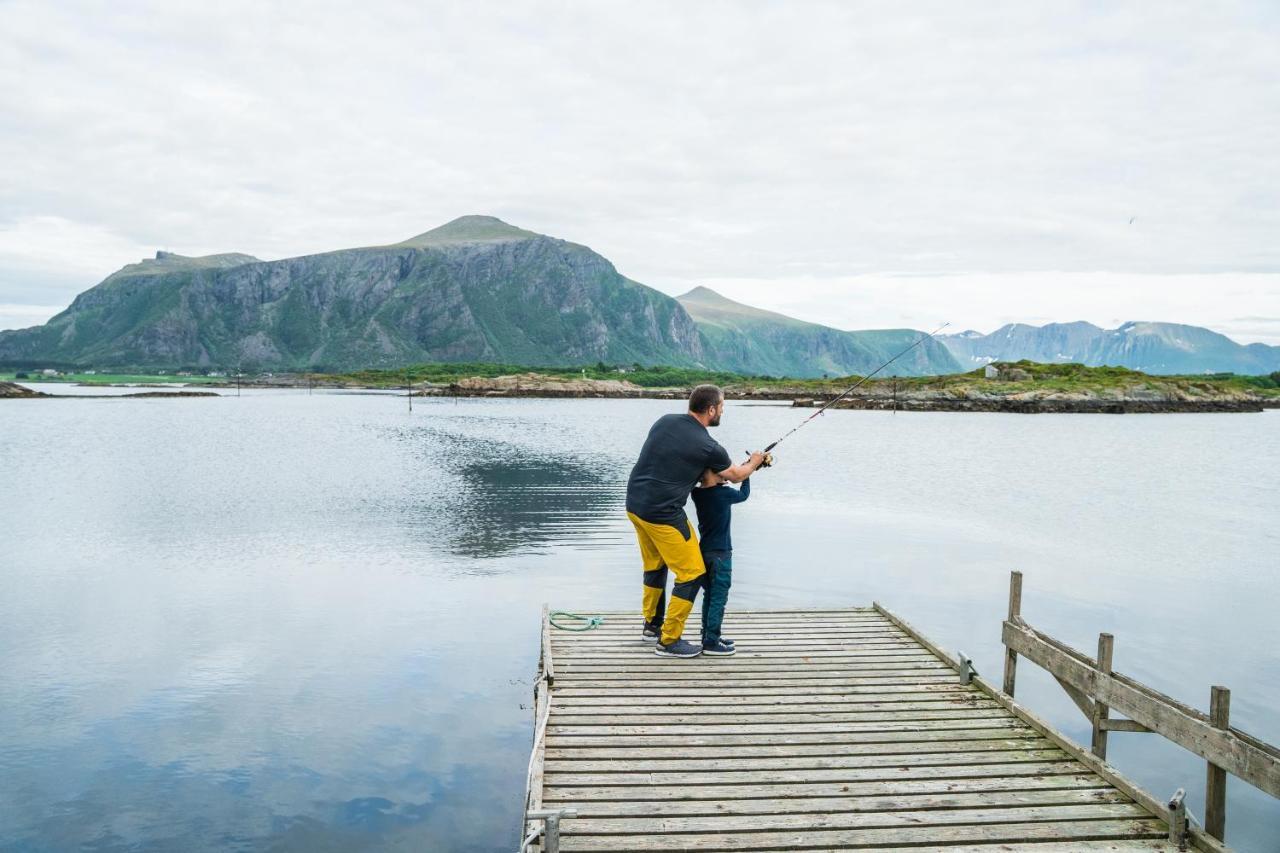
763, 322, 950, 453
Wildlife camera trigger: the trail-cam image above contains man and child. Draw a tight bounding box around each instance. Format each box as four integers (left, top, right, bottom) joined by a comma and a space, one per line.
625, 384, 768, 658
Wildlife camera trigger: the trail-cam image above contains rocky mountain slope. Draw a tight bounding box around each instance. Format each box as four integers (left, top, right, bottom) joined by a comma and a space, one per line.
677, 286, 960, 377
0, 216, 955, 377
942, 321, 1280, 375
0, 217, 705, 371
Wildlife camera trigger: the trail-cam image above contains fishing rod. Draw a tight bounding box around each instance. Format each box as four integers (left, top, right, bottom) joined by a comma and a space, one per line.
761, 321, 950, 455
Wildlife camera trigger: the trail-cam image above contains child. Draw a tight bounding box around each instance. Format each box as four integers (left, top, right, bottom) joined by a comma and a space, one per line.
690, 468, 750, 656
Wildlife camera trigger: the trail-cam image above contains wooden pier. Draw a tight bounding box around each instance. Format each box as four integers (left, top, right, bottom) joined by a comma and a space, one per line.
522, 579, 1279, 851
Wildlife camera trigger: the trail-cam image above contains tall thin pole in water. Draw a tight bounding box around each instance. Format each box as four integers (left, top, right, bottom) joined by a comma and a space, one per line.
407, 369, 413, 413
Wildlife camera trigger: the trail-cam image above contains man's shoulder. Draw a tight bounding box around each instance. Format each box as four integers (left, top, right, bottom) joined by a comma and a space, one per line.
654, 412, 700, 433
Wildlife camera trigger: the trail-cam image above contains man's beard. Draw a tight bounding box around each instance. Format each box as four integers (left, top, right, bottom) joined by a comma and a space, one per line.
708, 414, 721, 427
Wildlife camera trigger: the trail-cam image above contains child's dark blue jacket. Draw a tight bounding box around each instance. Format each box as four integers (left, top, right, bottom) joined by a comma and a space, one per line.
690, 478, 750, 553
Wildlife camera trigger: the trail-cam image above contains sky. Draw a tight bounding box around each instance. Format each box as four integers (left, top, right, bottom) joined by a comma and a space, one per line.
2, 1, 1279, 342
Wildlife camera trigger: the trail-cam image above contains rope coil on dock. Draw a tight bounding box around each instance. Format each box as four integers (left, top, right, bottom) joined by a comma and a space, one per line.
547, 611, 604, 631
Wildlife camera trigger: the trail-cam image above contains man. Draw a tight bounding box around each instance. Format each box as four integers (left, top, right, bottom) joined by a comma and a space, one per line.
625, 384, 765, 658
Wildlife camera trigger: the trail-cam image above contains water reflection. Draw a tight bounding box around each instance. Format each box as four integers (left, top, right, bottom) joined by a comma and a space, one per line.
388, 423, 629, 560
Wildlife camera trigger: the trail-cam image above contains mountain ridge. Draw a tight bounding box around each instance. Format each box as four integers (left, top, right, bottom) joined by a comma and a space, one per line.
941, 321, 1280, 375
677, 286, 960, 377
2, 215, 1272, 377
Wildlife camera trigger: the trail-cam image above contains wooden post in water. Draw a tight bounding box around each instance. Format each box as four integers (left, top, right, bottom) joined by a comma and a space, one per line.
1002, 570, 1022, 696
1091, 632, 1114, 759
1205, 685, 1231, 841
406, 369, 413, 413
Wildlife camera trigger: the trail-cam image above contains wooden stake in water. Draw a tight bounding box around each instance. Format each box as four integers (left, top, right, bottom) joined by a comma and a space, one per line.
407, 369, 412, 413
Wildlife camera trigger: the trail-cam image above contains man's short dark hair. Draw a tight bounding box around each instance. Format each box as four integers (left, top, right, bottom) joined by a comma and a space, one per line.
689, 384, 724, 414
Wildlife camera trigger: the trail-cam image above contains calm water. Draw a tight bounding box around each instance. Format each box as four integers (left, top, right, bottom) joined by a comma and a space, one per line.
2, 390, 1278, 852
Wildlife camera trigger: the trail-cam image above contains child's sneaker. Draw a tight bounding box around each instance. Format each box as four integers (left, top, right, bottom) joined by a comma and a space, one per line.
702, 639, 736, 656
641, 622, 659, 641
654, 638, 703, 658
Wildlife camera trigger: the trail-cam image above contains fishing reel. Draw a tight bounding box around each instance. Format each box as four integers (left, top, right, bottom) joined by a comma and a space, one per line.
748, 450, 774, 469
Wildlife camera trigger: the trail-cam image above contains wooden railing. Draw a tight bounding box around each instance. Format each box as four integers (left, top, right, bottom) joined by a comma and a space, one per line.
1000, 570, 1280, 847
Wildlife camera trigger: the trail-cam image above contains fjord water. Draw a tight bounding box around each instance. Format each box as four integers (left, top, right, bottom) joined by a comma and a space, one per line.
1, 392, 1277, 852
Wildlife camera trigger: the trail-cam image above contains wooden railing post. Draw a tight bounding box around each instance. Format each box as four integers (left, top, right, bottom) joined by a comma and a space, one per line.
1091, 632, 1114, 759
1204, 685, 1231, 841
1002, 570, 1023, 696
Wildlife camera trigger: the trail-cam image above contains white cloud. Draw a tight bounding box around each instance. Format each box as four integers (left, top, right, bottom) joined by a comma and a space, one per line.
1, 1, 1278, 338
0, 303, 66, 332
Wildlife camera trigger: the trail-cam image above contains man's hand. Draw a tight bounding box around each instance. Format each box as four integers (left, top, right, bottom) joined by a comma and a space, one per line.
719, 450, 774, 483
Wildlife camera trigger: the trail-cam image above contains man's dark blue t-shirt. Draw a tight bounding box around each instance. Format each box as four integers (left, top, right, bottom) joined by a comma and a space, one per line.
690, 478, 750, 553
626, 413, 732, 533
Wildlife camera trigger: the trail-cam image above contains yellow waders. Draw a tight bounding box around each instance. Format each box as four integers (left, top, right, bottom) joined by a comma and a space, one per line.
627, 512, 706, 645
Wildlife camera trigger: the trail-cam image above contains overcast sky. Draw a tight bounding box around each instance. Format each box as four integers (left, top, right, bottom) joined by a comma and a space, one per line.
2, 1, 1278, 342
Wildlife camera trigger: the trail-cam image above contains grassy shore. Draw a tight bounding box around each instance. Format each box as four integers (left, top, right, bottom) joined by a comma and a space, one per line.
7, 361, 1279, 401
325, 360, 1280, 399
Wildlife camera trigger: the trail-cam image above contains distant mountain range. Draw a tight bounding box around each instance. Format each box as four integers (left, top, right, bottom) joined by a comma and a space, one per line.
940, 322, 1280, 375
0, 214, 1274, 377
0, 216, 958, 377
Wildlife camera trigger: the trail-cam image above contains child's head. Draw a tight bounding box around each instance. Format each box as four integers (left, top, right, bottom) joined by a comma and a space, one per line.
698, 468, 726, 488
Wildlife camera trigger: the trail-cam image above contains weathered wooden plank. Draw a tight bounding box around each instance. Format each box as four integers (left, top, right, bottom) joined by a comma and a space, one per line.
552, 676, 967, 696
554, 643, 919, 655
556, 657, 943, 673
550, 704, 1002, 725
555, 641, 915, 651
555, 675, 958, 691
547, 742, 1055, 768
546, 722, 1033, 748
545, 736, 1048, 762
674, 843, 1180, 853
1091, 632, 1114, 759
524, 604, 552, 835
545, 757, 1079, 787
555, 653, 947, 666
555, 681, 957, 696
560, 625, 905, 636
546, 710, 1017, 735
542, 773, 1109, 803
1102, 718, 1151, 733
546, 786, 1127, 817
556, 625, 906, 636
544, 747, 1069, 774
1004, 619, 1280, 798
552, 702, 994, 718
555, 663, 952, 678
559, 650, 939, 661
562, 802, 1151, 835
1204, 684, 1231, 841
555, 818, 1168, 850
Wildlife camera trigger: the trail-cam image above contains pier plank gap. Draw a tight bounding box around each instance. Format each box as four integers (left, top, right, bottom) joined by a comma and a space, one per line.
521, 599, 1256, 852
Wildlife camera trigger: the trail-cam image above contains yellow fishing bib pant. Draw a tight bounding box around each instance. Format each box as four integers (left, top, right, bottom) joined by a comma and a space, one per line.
627, 512, 706, 645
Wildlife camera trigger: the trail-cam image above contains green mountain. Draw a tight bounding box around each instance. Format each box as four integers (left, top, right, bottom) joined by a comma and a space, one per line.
0, 216, 964, 377
678, 286, 961, 377
0, 216, 705, 371
941, 321, 1280, 375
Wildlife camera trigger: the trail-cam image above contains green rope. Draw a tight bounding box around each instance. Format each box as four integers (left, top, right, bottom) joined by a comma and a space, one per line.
548, 611, 605, 631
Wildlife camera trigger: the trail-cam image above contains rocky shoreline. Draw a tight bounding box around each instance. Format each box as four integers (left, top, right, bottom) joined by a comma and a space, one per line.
9, 372, 1275, 412
408, 373, 1274, 413
0, 381, 218, 399
793, 397, 1267, 414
